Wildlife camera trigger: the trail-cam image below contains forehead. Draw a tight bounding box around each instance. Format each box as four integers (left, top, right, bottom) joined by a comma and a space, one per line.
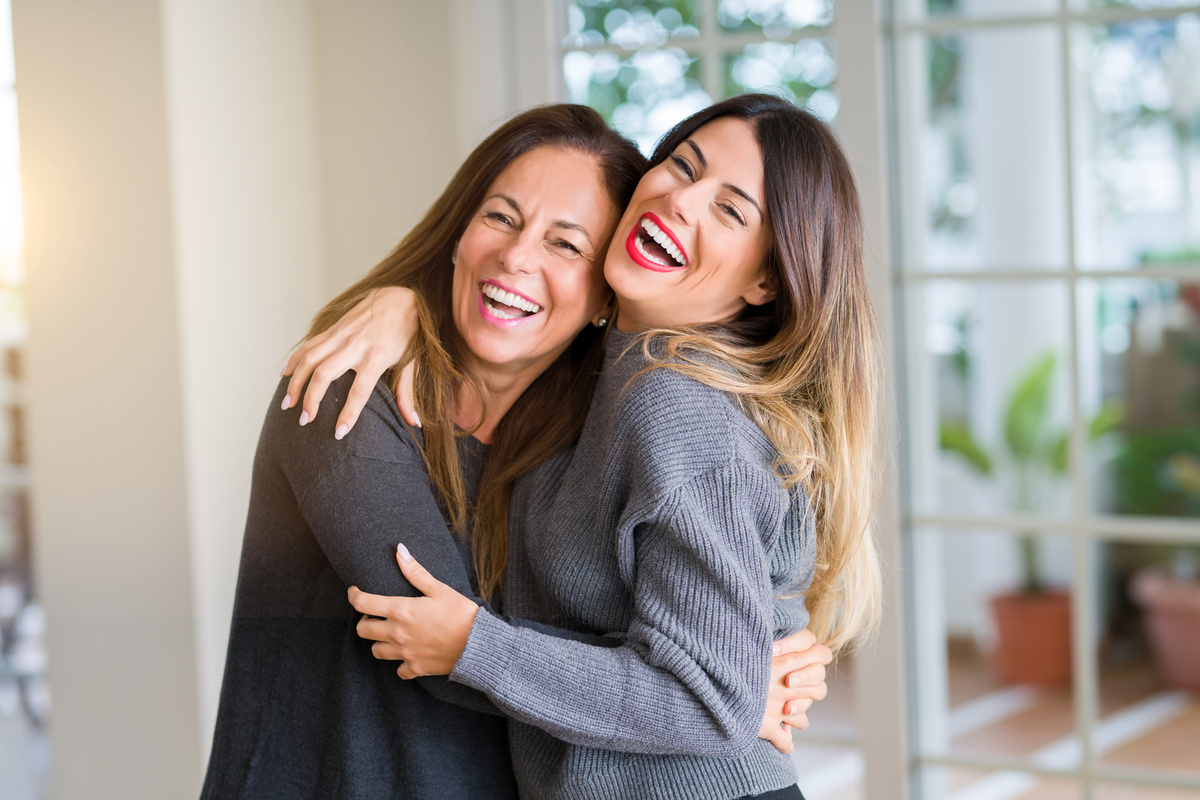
684, 117, 764, 184
487, 146, 612, 217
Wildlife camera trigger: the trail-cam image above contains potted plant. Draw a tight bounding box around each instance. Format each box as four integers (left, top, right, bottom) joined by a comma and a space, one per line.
940, 353, 1121, 685
1113, 429, 1200, 689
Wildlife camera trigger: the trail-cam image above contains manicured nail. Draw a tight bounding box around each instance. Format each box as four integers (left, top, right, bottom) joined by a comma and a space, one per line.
397, 543, 412, 562
772, 642, 781, 656
413, 413, 422, 429
299, 411, 309, 426
788, 674, 799, 688
335, 424, 348, 440
281, 394, 291, 411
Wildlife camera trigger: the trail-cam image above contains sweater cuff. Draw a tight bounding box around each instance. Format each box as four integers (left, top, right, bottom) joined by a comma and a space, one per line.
450, 606, 519, 694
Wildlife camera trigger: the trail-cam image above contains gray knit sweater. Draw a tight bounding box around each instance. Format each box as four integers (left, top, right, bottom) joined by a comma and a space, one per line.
450, 329, 816, 800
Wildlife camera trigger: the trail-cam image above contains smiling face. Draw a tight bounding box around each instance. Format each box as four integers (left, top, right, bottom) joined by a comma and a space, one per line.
451, 146, 619, 381
604, 116, 775, 332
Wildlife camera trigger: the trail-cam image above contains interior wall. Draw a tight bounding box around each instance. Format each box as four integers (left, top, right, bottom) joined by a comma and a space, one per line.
13, 0, 203, 796
313, 0, 461, 294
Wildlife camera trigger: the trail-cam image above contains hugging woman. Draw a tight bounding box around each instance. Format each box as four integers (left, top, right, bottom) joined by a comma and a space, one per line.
287, 95, 880, 800
201, 102, 833, 800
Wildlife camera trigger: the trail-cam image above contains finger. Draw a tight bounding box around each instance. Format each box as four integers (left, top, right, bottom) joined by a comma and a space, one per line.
784, 698, 814, 718
347, 586, 398, 618
395, 361, 420, 428
763, 721, 794, 754
395, 544, 445, 597
397, 662, 419, 680
786, 663, 827, 689
336, 370, 381, 440
283, 332, 338, 410
370, 641, 406, 661
300, 359, 351, 425
355, 616, 391, 642
772, 627, 817, 656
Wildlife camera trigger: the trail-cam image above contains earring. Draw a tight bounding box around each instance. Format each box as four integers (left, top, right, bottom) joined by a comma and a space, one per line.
451, 254, 457, 265
596, 317, 609, 328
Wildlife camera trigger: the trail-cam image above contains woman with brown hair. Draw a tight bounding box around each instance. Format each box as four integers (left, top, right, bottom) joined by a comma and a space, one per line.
292, 94, 878, 800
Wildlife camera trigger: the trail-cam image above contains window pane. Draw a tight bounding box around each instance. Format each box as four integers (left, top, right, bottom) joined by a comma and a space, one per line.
897, 0, 1058, 23
1077, 0, 1199, 10
1073, 15, 1200, 270
564, 1, 700, 49
911, 529, 1078, 768
1096, 540, 1200, 780
895, 27, 1069, 271
724, 40, 838, 122
563, 48, 711, 153
717, 0, 832, 36
902, 281, 1075, 519
1078, 279, 1200, 519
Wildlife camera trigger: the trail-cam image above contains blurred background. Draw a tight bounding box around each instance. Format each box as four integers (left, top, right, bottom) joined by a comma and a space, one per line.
1, 0, 1198, 798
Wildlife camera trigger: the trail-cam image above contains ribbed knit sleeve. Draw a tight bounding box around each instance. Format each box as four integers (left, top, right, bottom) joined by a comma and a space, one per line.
450, 458, 785, 757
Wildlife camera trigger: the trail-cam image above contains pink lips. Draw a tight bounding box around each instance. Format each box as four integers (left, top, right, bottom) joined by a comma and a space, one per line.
624, 212, 688, 273
477, 279, 541, 327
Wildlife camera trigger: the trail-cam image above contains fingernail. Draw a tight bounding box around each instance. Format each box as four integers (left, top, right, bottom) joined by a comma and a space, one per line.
281, 395, 291, 411
397, 543, 412, 562
299, 411, 309, 426
413, 413, 422, 429
788, 674, 799, 688
772, 643, 781, 656
335, 424, 348, 440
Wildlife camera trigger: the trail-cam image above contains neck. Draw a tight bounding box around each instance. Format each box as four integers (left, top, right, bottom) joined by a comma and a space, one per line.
451, 364, 543, 444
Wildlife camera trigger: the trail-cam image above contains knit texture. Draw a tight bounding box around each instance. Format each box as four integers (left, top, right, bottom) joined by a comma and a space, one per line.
451, 329, 816, 800
200, 375, 517, 800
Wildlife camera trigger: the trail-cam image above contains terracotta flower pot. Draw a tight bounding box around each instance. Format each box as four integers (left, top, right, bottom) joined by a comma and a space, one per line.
1131, 569, 1200, 690
989, 590, 1072, 686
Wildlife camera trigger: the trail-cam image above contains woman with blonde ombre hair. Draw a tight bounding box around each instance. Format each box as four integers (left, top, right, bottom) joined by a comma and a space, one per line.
288, 94, 873, 799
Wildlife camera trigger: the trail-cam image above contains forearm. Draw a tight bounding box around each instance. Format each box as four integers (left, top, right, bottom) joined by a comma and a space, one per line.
450, 608, 769, 757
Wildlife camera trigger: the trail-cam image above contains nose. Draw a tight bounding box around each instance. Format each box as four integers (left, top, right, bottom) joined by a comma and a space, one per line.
498, 228, 541, 276
663, 179, 704, 227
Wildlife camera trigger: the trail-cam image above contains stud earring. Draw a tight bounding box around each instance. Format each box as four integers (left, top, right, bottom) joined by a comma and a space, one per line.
451, 254, 457, 265
596, 317, 609, 328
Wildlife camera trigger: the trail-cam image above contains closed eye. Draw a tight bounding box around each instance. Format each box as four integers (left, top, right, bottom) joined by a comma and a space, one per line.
720, 203, 746, 226
670, 155, 694, 180
555, 239, 582, 255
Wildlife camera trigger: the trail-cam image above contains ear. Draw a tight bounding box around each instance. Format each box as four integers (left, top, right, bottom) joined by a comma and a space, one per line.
591, 291, 616, 327
742, 271, 777, 307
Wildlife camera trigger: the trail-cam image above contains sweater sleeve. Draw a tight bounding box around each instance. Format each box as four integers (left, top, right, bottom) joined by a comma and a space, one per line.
275, 375, 503, 716
449, 460, 781, 757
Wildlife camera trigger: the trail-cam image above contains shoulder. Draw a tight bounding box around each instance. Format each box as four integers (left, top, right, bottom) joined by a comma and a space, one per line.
261, 374, 425, 475
614, 360, 776, 477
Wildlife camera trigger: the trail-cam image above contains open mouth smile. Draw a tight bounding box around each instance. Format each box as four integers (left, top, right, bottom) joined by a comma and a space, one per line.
625, 213, 689, 272
478, 280, 543, 325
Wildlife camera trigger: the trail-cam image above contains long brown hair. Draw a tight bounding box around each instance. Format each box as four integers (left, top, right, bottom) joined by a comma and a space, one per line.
635, 94, 881, 652
308, 105, 646, 601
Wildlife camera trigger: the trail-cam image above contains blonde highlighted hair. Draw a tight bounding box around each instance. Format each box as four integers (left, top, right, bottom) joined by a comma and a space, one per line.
636, 95, 881, 654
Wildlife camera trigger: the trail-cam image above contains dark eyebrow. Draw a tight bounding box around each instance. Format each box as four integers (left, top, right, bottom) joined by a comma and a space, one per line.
486, 193, 595, 248
684, 140, 763, 222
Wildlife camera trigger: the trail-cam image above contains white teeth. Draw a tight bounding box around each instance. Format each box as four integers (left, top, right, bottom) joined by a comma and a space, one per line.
481, 283, 541, 314
639, 218, 686, 266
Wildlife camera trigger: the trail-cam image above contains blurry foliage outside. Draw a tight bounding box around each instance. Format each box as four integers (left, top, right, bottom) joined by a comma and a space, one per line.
563, 0, 837, 152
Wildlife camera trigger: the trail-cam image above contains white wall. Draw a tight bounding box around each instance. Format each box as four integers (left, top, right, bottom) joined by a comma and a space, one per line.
12, 1, 530, 796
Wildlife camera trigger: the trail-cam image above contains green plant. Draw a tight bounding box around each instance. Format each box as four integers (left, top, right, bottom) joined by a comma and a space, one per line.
940, 353, 1122, 594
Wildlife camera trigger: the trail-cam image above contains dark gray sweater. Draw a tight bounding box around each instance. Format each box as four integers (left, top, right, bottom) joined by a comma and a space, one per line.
450, 330, 816, 800
200, 375, 517, 800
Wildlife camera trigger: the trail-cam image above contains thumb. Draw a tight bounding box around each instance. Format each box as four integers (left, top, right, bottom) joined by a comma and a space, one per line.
395, 543, 443, 596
